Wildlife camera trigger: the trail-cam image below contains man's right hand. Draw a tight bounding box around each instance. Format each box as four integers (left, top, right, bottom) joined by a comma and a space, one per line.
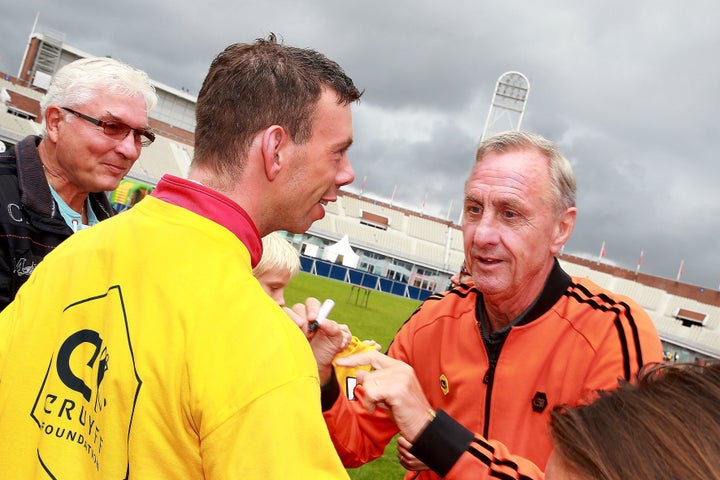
335, 350, 434, 443
285, 298, 350, 384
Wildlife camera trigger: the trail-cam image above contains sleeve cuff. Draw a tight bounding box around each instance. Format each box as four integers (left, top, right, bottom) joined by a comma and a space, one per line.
409, 409, 474, 477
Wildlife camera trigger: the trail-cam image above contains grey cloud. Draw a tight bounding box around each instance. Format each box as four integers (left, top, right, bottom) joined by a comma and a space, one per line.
2, 0, 719, 288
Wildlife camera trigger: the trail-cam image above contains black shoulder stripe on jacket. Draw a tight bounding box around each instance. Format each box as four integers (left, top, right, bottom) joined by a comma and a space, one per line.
566, 282, 646, 380
387, 285, 476, 353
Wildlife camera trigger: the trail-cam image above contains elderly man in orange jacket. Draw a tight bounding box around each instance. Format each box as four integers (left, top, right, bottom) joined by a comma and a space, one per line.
312, 131, 663, 480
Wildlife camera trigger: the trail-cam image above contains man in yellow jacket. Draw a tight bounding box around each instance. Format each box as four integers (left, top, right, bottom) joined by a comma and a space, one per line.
0, 34, 361, 479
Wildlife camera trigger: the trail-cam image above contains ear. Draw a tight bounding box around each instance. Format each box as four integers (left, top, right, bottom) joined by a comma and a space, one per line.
44, 106, 65, 142
551, 207, 577, 255
261, 125, 286, 181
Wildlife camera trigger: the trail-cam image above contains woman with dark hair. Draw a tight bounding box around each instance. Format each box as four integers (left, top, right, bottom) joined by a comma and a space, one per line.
548, 362, 720, 480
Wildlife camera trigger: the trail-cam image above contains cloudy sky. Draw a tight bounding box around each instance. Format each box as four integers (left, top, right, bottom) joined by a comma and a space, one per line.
2, 1, 719, 289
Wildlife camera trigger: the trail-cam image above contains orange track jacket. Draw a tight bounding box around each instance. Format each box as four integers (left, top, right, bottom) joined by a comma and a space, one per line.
323, 261, 664, 479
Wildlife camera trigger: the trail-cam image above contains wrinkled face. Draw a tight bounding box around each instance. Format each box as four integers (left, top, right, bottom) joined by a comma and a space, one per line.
50, 91, 149, 193
462, 148, 571, 302
279, 89, 354, 233
256, 268, 293, 307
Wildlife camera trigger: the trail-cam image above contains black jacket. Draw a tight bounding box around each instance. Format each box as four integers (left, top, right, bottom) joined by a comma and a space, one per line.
0, 135, 115, 311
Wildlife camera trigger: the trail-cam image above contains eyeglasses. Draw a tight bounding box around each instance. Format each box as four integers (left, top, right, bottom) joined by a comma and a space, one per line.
61, 107, 155, 147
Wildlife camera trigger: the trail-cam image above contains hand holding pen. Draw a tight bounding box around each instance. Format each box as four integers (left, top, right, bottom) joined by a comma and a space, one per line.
308, 298, 335, 333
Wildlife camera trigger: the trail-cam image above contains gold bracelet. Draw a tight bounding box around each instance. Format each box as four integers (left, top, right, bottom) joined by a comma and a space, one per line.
427, 408, 436, 422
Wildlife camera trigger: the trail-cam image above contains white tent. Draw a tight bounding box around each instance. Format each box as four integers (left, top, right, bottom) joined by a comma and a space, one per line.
323, 234, 359, 268
0, 87, 11, 105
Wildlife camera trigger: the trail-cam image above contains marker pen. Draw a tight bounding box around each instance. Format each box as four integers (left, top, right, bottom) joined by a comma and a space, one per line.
308, 299, 335, 333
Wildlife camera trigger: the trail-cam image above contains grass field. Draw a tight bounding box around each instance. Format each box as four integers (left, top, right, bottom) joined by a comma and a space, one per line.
285, 272, 422, 479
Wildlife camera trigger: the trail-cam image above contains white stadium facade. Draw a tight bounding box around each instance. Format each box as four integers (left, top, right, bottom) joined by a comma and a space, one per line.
2, 29, 718, 363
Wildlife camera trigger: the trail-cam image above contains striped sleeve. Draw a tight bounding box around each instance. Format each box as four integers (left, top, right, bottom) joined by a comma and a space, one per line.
410, 410, 544, 480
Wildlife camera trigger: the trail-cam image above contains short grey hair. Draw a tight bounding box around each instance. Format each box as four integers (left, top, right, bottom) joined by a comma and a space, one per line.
40, 57, 158, 134
475, 131, 576, 213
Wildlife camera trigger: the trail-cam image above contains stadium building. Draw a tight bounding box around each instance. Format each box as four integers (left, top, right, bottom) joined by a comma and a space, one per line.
2, 27, 718, 363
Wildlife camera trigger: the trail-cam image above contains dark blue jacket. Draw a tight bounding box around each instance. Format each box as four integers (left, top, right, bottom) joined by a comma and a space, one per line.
0, 135, 115, 310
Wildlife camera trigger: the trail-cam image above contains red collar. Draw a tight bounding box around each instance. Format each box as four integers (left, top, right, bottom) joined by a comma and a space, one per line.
150, 174, 262, 267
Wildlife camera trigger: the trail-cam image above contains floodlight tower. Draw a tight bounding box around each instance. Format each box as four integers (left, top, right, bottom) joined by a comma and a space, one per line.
480, 71, 530, 142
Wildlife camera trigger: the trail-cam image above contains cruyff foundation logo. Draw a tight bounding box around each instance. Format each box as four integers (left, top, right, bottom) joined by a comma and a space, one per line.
56, 330, 110, 412
30, 285, 141, 478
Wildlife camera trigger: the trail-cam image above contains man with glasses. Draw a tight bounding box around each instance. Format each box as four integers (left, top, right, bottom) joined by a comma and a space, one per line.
0, 57, 157, 310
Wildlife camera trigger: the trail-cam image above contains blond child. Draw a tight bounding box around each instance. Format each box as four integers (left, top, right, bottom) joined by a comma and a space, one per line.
253, 232, 301, 307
